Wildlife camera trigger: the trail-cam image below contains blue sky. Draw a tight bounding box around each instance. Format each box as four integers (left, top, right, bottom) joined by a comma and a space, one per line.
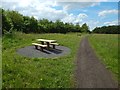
1, 0, 119, 30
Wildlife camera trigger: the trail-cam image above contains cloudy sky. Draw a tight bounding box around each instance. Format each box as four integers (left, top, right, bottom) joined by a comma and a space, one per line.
1, 0, 119, 30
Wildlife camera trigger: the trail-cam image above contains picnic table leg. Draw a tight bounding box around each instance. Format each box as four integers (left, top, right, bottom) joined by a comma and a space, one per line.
46, 42, 50, 49
41, 41, 44, 45
53, 45, 55, 49
35, 45, 38, 49
40, 47, 43, 51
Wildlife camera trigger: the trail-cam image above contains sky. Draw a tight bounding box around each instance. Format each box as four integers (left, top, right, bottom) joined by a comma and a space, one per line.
1, 0, 119, 30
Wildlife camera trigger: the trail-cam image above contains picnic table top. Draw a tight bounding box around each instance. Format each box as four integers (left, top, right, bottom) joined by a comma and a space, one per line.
36, 39, 56, 43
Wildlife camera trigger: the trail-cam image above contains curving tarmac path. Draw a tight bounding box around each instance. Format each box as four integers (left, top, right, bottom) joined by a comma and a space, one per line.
75, 37, 118, 88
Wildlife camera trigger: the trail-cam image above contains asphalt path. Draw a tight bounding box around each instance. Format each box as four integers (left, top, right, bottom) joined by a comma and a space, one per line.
17, 45, 70, 58
75, 37, 118, 88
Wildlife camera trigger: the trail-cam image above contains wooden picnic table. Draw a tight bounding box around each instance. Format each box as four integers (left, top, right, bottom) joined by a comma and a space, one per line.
36, 39, 57, 48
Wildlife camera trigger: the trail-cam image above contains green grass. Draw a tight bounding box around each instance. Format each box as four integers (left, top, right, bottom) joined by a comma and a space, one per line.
0, 37, 2, 69
89, 34, 118, 80
2, 32, 82, 88
0, 37, 2, 89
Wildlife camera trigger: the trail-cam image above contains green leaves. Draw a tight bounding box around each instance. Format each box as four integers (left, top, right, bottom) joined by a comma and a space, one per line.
92, 25, 120, 34
81, 23, 90, 33
23, 16, 38, 33
2, 8, 91, 34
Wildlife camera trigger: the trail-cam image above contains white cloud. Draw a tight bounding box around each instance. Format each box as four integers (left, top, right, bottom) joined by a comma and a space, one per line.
57, 2, 100, 11
85, 20, 100, 30
98, 9, 118, 17
56, 0, 119, 2
1, 0, 57, 10
1, 0, 118, 31
2, 0, 89, 23
61, 14, 75, 23
77, 13, 88, 19
61, 13, 88, 24
1, 0, 66, 21
56, 0, 108, 2
104, 20, 118, 26
74, 13, 88, 23
2, 0, 34, 7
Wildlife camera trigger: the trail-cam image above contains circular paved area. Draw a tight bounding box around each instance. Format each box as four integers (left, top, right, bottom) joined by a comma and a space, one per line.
17, 45, 71, 58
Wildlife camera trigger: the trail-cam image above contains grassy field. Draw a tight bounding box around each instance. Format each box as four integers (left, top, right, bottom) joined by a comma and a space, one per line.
2, 33, 118, 88
2, 32, 82, 88
89, 34, 118, 80
0, 37, 1, 69
0, 37, 2, 89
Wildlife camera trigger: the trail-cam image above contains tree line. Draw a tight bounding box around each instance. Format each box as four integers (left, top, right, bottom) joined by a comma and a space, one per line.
92, 25, 120, 34
1, 8, 119, 34
1, 8, 90, 34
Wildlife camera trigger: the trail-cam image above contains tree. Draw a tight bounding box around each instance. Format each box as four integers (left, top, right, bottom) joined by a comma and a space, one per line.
23, 16, 31, 33
1, 8, 94, 34
38, 18, 50, 33
81, 23, 90, 33
29, 16, 38, 33
22, 16, 38, 33
55, 20, 67, 33
7, 10, 24, 31
74, 23, 81, 32
2, 9, 13, 34
92, 25, 120, 34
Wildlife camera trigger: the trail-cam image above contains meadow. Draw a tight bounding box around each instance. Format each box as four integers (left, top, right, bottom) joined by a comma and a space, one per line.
0, 37, 2, 89
2, 32, 82, 88
2, 32, 119, 88
89, 34, 118, 80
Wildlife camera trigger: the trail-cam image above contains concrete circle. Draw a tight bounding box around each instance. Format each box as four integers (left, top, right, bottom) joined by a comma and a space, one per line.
16, 45, 71, 58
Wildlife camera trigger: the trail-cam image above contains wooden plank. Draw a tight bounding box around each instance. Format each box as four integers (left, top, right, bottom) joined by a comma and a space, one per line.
32, 43, 47, 47
50, 43, 59, 49
36, 39, 56, 43
50, 43, 59, 46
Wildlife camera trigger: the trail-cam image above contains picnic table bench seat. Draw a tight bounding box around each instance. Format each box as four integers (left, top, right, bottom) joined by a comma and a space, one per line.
50, 43, 59, 49
32, 43, 47, 51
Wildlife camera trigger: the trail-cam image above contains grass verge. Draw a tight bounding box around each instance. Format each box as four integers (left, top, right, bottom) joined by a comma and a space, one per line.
2, 32, 81, 88
88, 34, 118, 81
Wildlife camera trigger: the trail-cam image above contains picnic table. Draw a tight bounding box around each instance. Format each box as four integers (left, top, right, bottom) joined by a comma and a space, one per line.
36, 39, 57, 48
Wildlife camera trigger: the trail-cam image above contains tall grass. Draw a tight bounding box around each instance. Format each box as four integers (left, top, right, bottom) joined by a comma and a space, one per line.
2, 32, 81, 88
89, 34, 118, 80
